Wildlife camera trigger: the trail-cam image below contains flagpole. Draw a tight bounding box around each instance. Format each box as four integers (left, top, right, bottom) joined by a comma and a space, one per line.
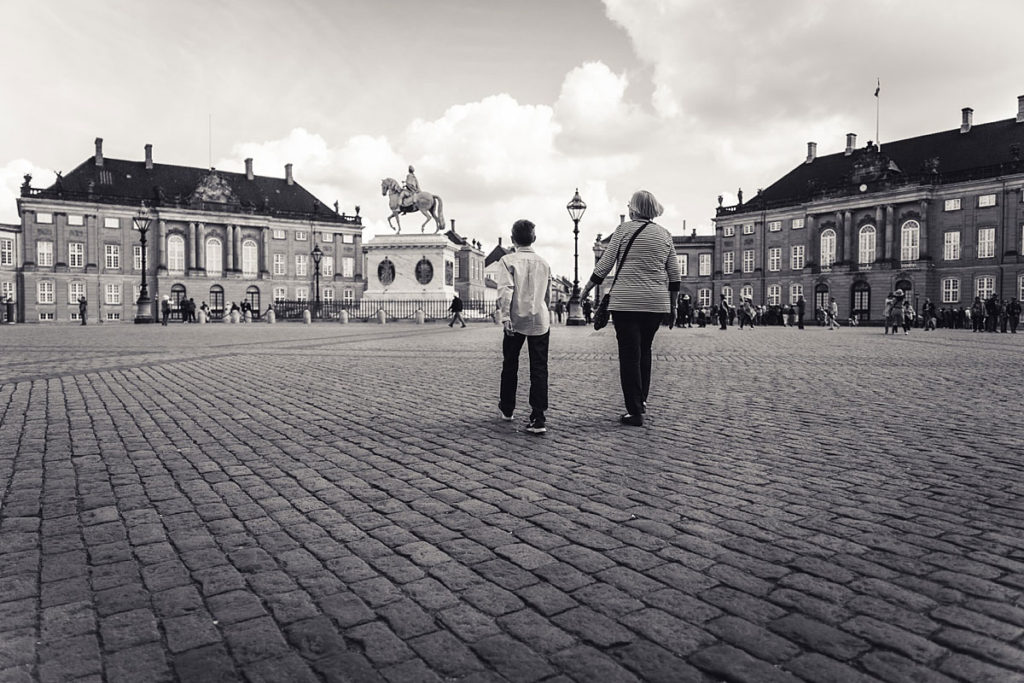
875, 78, 880, 151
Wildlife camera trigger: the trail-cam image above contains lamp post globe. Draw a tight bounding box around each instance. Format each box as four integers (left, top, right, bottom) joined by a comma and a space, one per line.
311, 242, 323, 319
566, 188, 588, 326
132, 202, 154, 324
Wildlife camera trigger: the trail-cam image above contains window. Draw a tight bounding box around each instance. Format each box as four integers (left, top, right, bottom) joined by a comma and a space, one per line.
767, 284, 781, 305
768, 247, 781, 272
677, 255, 688, 277
36, 212, 53, 224
721, 286, 733, 305
791, 245, 805, 270
105, 312, 121, 321
978, 227, 995, 258
323, 288, 335, 303
168, 235, 185, 273
133, 246, 143, 271
723, 225, 735, 237
206, 238, 222, 276
105, 283, 121, 305
39, 312, 55, 321
295, 230, 308, 241
105, 244, 120, 270
698, 253, 711, 276
944, 198, 961, 211
789, 283, 803, 305
321, 256, 334, 277
943, 231, 960, 261
37, 240, 54, 267
68, 214, 84, 226
343, 288, 355, 304
245, 285, 260, 313
241, 239, 258, 276
742, 223, 755, 235
272, 229, 286, 240
342, 257, 354, 278
296, 287, 308, 302
0, 238, 12, 265
900, 220, 920, 261
723, 251, 734, 273
321, 233, 333, 242
273, 253, 285, 276
978, 194, 996, 208
1019, 274, 1024, 302
742, 250, 755, 273
859, 225, 876, 264
792, 218, 805, 230
698, 288, 711, 307
38, 280, 54, 303
296, 254, 308, 276
740, 285, 753, 301
1, 281, 14, 301
342, 234, 355, 244
976, 276, 995, 299
453, 258, 460, 279
104, 217, 120, 229
768, 221, 782, 232
69, 281, 85, 302
852, 282, 870, 321
942, 278, 960, 304
273, 287, 287, 302
69, 242, 84, 268
820, 228, 836, 267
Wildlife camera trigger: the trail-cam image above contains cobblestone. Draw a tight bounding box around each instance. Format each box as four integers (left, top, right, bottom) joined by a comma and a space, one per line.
1, 323, 1022, 681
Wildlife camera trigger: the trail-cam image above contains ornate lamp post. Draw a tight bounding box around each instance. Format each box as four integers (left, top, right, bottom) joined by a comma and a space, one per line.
311, 243, 323, 319
566, 188, 588, 326
132, 202, 154, 324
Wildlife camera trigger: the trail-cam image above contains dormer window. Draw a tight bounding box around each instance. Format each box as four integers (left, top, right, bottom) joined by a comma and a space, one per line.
978, 194, 996, 208
944, 198, 961, 211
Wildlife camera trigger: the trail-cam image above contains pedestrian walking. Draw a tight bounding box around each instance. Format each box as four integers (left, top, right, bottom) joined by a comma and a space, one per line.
827, 297, 839, 330
1008, 297, 1021, 333
448, 294, 466, 328
579, 189, 681, 427
717, 294, 730, 330
581, 297, 592, 325
187, 298, 197, 323
554, 299, 565, 324
77, 295, 87, 325
496, 219, 551, 435
678, 294, 692, 328
160, 296, 170, 325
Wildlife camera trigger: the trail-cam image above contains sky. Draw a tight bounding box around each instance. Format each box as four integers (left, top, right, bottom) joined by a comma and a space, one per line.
3, 0, 1024, 280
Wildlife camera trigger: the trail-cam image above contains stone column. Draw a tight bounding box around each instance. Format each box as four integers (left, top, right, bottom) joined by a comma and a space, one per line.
353, 235, 363, 278
874, 206, 883, 264
55, 216, 66, 267
884, 205, 894, 262
918, 200, 929, 260
842, 211, 852, 265
261, 227, 271, 275
226, 225, 235, 273
158, 220, 168, 272
233, 225, 241, 272
86, 215, 98, 270
197, 223, 206, 271
188, 222, 197, 273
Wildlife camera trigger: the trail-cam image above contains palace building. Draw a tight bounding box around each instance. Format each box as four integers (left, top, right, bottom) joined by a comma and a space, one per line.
14, 138, 364, 323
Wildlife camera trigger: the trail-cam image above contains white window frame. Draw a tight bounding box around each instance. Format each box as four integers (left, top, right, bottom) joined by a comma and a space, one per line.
206, 238, 223, 276
723, 251, 734, 273
38, 280, 54, 303
789, 283, 803, 305
342, 234, 355, 244
105, 244, 120, 270
742, 250, 755, 273
698, 288, 711, 308
104, 217, 120, 229
942, 278, 960, 304
976, 276, 995, 299
69, 281, 86, 303
39, 312, 55, 321
105, 283, 121, 305
791, 218, 805, 230
791, 245, 805, 270
342, 257, 354, 278
296, 254, 308, 276
1, 281, 15, 302
67, 214, 84, 226
742, 223, 755, 235
977, 227, 995, 259
943, 231, 961, 261
944, 198, 961, 211
133, 245, 143, 271
723, 225, 735, 237
721, 286, 733, 305
978, 194, 996, 208
295, 287, 308, 302
295, 230, 308, 241
698, 253, 712, 276
272, 229, 286, 240
69, 242, 84, 268
321, 256, 334, 277
273, 287, 287, 302
859, 225, 876, 265
37, 240, 54, 267
36, 212, 53, 224
343, 288, 355, 304
167, 235, 185, 273
767, 284, 781, 306
768, 247, 781, 272
900, 220, 920, 262
820, 229, 836, 268
322, 287, 335, 303
740, 285, 753, 301
1019, 274, 1024, 302
677, 255, 688, 277
768, 221, 782, 232
321, 232, 334, 243
105, 312, 121, 321
241, 239, 258, 277
273, 253, 286, 276
0, 238, 12, 266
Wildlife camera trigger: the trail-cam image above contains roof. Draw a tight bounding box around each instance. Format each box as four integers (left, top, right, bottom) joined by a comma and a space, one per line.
24, 156, 359, 225
733, 116, 1024, 213
484, 242, 509, 266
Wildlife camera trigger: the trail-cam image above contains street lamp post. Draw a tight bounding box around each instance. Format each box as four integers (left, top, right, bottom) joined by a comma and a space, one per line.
311, 243, 323, 319
132, 203, 154, 324
566, 188, 588, 326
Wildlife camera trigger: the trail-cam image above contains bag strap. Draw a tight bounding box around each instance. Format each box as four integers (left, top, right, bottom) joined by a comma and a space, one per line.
607, 221, 650, 294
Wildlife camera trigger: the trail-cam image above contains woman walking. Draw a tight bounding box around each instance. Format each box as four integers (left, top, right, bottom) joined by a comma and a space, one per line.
580, 190, 681, 426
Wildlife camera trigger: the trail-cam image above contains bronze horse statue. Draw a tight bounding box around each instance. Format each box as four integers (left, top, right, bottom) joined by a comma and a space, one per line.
381, 178, 445, 233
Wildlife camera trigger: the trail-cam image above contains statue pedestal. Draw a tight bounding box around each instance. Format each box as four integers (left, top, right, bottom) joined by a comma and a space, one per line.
363, 234, 458, 301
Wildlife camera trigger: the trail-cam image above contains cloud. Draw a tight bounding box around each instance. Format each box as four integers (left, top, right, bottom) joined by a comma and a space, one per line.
554, 61, 654, 153
0, 160, 53, 225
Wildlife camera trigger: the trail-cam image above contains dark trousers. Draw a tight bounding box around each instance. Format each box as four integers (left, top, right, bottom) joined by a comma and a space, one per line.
499, 331, 549, 419
613, 311, 662, 417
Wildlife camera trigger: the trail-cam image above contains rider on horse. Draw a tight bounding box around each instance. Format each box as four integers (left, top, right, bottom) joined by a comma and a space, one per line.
400, 166, 419, 208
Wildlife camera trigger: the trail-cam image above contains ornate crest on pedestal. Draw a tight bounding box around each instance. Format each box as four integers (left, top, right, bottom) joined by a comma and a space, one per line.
190, 171, 237, 204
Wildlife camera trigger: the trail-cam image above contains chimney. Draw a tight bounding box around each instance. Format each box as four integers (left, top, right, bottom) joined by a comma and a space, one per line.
620, 214, 626, 224
1017, 95, 1024, 123
95, 137, 104, 167
845, 133, 856, 156
805, 141, 817, 164
960, 107, 973, 134
144, 144, 153, 170
285, 163, 293, 185
450, 219, 455, 231
691, 229, 697, 237
498, 237, 502, 247
245, 158, 254, 180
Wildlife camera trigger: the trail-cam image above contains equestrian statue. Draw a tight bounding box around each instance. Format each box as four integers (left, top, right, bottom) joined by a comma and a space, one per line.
381, 165, 445, 233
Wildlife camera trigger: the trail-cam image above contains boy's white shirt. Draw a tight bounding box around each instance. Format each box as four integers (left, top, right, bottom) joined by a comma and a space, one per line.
496, 245, 551, 336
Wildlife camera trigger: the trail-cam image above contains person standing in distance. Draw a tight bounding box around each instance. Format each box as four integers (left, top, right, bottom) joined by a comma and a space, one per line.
497, 219, 551, 434
78, 295, 87, 325
580, 190, 681, 426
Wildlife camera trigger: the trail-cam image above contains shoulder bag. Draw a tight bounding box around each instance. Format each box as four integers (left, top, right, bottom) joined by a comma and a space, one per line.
593, 222, 650, 330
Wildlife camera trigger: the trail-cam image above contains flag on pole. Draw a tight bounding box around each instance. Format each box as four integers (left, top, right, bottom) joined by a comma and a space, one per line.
874, 78, 880, 97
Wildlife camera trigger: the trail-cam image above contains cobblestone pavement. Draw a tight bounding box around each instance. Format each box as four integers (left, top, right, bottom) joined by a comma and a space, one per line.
1, 320, 1023, 683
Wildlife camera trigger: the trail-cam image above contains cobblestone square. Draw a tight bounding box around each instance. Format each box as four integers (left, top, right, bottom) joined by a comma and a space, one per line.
1, 321, 1022, 682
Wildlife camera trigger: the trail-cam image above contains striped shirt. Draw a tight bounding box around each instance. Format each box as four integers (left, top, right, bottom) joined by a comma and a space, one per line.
496, 246, 551, 336
589, 219, 681, 313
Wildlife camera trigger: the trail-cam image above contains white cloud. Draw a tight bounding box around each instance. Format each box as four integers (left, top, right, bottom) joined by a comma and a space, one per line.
554, 62, 654, 153
0, 160, 53, 225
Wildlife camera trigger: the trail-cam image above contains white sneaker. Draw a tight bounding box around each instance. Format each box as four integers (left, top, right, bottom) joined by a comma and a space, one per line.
499, 410, 514, 421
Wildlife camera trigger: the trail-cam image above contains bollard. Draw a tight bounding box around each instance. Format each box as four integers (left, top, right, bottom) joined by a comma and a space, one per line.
376, 309, 386, 325
303, 310, 312, 324
338, 310, 348, 324
415, 309, 425, 325
266, 309, 276, 324
230, 310, 240, 324
198, 310, 207, 324
244, 310, 252, 323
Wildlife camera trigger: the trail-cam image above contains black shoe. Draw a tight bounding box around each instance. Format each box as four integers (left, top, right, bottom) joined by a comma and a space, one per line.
525, 417, 546, 434
619, 414, 643, 427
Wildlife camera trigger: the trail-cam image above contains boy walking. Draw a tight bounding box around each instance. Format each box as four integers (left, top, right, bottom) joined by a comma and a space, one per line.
497, 219, 550, 434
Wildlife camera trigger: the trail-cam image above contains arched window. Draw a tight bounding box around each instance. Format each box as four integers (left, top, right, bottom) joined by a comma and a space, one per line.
976, 276, 995, 299
721, 286, 733, 305
820, 228, 836, 267
815, 283, 829, 316
767, 284, 781, 306
859, 225, 876, 265
167, 235, 185, 273
209, 285, 224, 320
851, 281, 870, 322
206, 238, 222, 276
242, 239, 258, 277
170, 283, 186, 320
245, 285, 260, 316
901, 220, 920, 261
740, 285, 753, 301
789, 283, 803, 305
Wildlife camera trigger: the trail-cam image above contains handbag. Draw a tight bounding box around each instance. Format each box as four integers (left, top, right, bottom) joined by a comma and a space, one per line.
593, 222, 650, 330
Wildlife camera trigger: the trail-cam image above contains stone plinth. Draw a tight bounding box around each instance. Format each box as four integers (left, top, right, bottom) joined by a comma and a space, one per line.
363, 234, 458, 301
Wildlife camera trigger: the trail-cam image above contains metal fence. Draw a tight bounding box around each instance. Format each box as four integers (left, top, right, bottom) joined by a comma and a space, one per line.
270, 299, 498, 323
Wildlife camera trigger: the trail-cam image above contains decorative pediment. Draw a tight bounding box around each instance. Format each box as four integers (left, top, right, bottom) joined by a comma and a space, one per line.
190, 171, 237, 204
